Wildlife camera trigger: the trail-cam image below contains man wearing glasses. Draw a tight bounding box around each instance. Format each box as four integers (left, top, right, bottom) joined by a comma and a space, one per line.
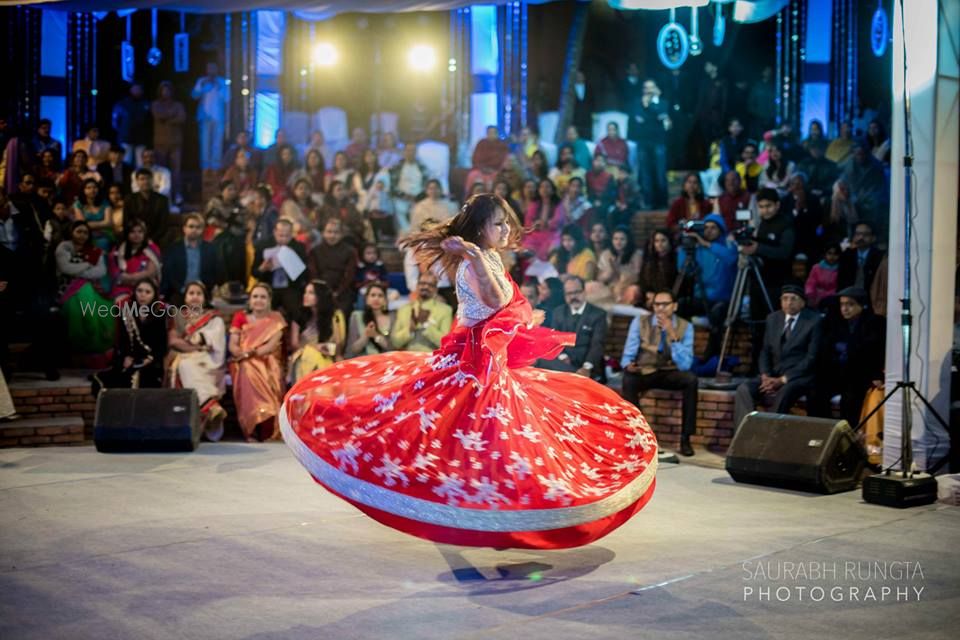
537, 276, 607, 380
620, 289, 697, 456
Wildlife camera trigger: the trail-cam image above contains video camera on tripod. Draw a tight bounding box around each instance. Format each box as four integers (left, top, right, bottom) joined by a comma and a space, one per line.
732, 209, 756, 246
680, 219, 706, 250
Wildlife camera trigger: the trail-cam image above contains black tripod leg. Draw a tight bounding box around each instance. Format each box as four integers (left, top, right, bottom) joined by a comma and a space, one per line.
854, 383, 902, 432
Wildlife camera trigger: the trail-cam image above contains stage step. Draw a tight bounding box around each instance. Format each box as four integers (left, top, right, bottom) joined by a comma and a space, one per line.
8, 372, 98, 442
0, 416, 85, 448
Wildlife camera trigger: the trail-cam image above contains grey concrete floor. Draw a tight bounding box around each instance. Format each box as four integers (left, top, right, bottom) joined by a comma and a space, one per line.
0, 444, 957, 640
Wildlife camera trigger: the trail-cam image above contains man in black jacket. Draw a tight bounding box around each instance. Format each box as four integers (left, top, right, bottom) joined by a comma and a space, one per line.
837, 222, 885, 307
734, 283, 822, 430
537, 276, 607, 379
252, 218, 308, 318
97, 145, 134, 195
124, 169, 170, 246
160, 214, 223, 304
809, 286, 886, 426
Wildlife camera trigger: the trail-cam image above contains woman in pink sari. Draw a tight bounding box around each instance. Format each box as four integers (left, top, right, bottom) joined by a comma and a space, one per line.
228, 283, 287, 441
522, 178, 565, 260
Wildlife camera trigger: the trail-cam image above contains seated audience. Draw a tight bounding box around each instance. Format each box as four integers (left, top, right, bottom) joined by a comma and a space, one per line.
410, 179, 457, 236
280, 177, 320, 243
734, 284, 822, 429
307, 218, 358, 314
287, 148, 326, 196
344, 127, 370, 167
559, 177, 592, 231
56, 221, 114, 355
228, 282, 287, 442
322, 180, 370, 249
719, 118, 747, 174
346, 282, 396, 358
58, 150, 101, 205
782, 172, 824, 262
594, 121, 629, 170
565, 125, 594, 175
536, 277, 565, 326
124, 169, 171, 247
837, 222, 884, 307
826, 121, 854, 164
639, 228, 678, 295
248, 184, 280, 248
73, 178, 113, 251
355, 242, 389, 298
106, 184, 125, 237
866, 119, 890, 164
759, 142, 795, 195
841, 141, 888, 239
472, 126, 511, 179
263, 144, 299, 208
735, 142, 762, 192
161, 214, 221, 304
131, 149, 172, 199
495, 154, 525, 198
376, 131, 403, 170
93, 278, 167, 392
809, 286, 886, 426
221, 149, 257, 196
252, 218, 308, 317
715, 170, 751, 231
620, 289, 697, 456
797, 138, 839, 201
354, 149, 384, 205
109, 218, 161, 302
804, 243, 841, 309
389, 143, 428, 235
288, 280, 346, 383
666, 172, 711, 231
586, 155, 618, 214
523, 178, 564, 261
359, 173, 394, 240
551, 224, 596, 282
537, 276, 606, 379
206, 180, 250, 282
221, 130, 262, 174
167, 281, 227, 441
676, 213, 737, 358
390, 272, 453, 352
35, 149, 61, 184
520, 279, 539, 308
587, 225, 641, 305
325, 151, 356, 195
72, 124, 109, 169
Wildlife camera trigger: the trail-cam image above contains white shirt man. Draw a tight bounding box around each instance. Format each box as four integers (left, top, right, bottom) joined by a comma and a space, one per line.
131, 149, 172, 198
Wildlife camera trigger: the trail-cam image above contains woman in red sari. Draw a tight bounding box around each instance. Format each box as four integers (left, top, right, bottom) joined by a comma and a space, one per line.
228, 283, 287, 442
282, 194, 658, 550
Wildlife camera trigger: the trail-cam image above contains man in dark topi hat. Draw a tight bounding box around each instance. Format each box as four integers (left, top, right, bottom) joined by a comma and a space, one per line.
734, 282, 822, 429
808, 286, 886, 426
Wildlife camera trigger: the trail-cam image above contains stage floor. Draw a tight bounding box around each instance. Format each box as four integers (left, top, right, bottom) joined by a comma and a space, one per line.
1, 444, 957, 640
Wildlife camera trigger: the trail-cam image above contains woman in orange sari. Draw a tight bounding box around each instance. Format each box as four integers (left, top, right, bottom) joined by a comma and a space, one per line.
228, 283, 287, 441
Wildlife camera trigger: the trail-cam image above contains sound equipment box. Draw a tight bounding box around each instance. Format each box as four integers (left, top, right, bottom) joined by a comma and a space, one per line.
725, 412, 866, 494
94, 388, 200, 452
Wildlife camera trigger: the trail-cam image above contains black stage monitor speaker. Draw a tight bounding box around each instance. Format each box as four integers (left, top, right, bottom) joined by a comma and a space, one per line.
94, 388, 200, 452
725, 412, 866, 494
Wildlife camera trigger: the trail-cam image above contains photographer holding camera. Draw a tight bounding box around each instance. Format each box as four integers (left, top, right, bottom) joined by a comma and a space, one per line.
676, 213, 738, 359
737, 188, 796, 370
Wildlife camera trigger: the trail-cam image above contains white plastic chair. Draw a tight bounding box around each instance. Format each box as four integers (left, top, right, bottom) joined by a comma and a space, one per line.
416, 140, 450, 195
538, 111, 559, 144
370, 112, 400, 144
593, 111, 630, 143
281, 111, 310, 147
540, 141, 558, 168
314, 107, 349, 152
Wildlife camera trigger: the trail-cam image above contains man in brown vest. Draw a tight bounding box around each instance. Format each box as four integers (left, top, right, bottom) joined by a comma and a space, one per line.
620, 289, 698, 456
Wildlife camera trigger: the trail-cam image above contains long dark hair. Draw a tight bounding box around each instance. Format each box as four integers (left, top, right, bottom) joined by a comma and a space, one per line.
123, 217, 150, 259
304, 148, 326, 176
640, 228, 677, 292
400, 193, 524, 279
183, 281, 212, 310
765, 143, 787, 181
553, 223, 589, 273
299, 279, 336, 343
538, 277, 564, 311
612, 225, 637, 266
361, 282, 389, 327
530, 150, 549, 180
682, 172, 704, 202
81, 178, 102, 207
534, 178, 560, 207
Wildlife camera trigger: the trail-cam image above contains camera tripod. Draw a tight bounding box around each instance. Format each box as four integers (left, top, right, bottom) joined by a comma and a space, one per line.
715, 253, 774, 377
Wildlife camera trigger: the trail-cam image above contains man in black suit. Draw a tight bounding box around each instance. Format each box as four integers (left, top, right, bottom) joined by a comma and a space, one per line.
252, 218, 308, 318
97, 144, 134, 195
124, 169, 171, 246
734, 283, 823, 429
537, 276, 607, 379
809, 286, 886, 427
836, 222, 885, 306
160, 214, 223, 304
571, 69, 594, 137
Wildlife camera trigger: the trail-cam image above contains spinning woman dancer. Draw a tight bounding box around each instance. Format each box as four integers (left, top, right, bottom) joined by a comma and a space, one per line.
281, 194, 658, 549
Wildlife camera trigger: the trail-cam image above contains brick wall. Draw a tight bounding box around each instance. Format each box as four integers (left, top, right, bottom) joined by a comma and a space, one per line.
637, 389, 737, 452
10, 386, 98, 442
0, 419, 85, 447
